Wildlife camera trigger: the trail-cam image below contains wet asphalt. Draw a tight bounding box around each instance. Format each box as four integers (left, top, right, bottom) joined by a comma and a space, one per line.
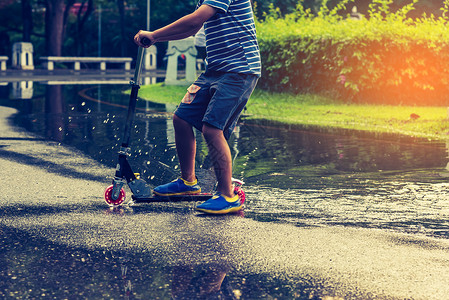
2, 93, 449, 299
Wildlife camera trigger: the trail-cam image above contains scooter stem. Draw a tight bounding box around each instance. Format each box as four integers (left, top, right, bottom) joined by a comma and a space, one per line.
122, 47, 145, 148
108, 46, 153, 203
132, 46, 145, 85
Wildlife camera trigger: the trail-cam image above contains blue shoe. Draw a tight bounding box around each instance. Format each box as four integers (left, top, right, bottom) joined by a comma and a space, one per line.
195, 193, 243, 214
153, 177, 201, 196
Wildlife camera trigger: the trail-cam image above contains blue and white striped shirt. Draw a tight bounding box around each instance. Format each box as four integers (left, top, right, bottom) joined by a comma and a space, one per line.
197, 0, 261, 77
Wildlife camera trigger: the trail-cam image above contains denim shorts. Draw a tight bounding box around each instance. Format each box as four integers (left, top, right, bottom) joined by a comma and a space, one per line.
174, 70, 259, 139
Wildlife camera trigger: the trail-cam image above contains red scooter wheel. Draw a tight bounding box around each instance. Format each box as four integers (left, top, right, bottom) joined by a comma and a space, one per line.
234, 186, 246, 205
104, 185, 126, 206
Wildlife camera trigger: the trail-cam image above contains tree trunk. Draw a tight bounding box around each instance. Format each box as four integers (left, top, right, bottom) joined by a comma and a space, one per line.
45, 0, 66, 56
76, 0, 94, 56
117, 0, 126, 57
22, 0, 33, 42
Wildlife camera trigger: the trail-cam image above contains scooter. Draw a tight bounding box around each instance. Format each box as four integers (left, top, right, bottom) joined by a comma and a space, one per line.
103, 45, 245, 206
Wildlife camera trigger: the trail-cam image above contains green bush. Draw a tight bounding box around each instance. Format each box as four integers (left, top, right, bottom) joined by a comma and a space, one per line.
256, 0, 449, 105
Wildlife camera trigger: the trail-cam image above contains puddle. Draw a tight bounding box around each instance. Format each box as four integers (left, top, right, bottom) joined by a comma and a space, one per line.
1, 81, 449, 298
2, 82, 449, 237
0, 223, 345, 299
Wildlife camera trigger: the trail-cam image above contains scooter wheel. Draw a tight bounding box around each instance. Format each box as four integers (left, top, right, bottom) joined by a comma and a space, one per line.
234, 186, 246, 205
104, 185, 126, 206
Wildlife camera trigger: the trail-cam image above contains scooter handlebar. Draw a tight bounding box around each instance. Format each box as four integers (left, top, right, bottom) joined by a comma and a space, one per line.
141, 37, 151, 47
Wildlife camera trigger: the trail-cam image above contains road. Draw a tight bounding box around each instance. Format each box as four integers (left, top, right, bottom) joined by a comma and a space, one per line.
1, 106, 449, 299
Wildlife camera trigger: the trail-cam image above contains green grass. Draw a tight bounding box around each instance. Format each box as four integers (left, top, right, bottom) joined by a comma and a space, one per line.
138, 83, 449, 140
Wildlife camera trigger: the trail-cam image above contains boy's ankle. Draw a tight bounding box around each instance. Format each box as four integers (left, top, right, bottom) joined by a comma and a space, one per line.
216, 188, 234, 199
181, 176, 197, 185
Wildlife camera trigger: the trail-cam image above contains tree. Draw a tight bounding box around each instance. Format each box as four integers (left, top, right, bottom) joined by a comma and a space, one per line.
1, 0, 197, 58
45, 0, 73, 56
254, 0, 320, 19
117, 0, 126, 56
74, 0, 94, 55
22, 0, 33, 42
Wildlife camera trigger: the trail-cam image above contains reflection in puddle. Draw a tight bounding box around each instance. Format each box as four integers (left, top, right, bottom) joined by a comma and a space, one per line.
245, 182, 449, 237
10, 81, 33, 99
0, 224, 327, 299
1, 83, 449, 238
2, 82, 449, 299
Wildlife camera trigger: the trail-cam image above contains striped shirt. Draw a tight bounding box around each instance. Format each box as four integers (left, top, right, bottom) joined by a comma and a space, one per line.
197, 0, 261, 76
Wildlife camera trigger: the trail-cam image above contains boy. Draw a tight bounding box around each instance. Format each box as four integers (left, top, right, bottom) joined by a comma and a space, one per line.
134, 0, 260, 214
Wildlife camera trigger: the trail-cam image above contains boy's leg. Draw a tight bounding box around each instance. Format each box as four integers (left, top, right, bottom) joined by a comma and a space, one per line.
153, 115, 200, 196
173, 115, 196, 182
196, 123, 242, 214
195, 73, 258, 213
153, 73, 210, 196
202, 124, 233, 198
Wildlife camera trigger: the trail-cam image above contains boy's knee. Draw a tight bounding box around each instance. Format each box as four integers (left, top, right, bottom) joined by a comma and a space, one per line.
173, 114, 189, 129
202, 123, 223, 141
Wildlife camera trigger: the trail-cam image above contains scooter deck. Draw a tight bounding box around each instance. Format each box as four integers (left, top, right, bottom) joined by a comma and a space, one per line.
131, 193, 213, 203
